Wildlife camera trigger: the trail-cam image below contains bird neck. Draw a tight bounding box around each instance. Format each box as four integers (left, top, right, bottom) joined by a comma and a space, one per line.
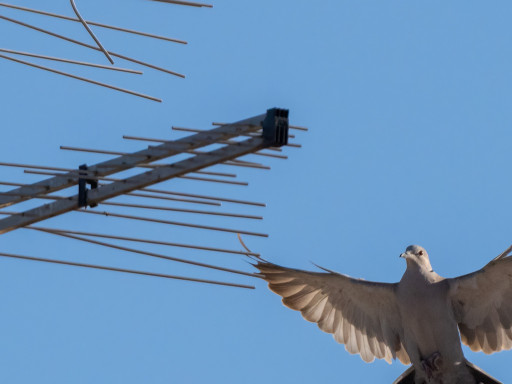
405, 260, 437, 282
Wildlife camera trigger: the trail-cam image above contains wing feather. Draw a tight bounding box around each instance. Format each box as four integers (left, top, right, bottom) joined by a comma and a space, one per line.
255, 260, 407, 364
448, 250, 512, 354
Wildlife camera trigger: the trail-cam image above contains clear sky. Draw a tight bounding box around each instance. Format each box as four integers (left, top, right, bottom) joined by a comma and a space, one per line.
1, 0, 512, 383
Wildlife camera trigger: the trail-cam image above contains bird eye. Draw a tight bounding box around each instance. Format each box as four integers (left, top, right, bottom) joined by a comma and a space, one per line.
418, 250, 424, 256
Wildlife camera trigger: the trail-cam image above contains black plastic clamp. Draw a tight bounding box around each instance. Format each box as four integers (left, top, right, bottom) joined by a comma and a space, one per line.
262, 108, 289, 147
77, 164, 98, 208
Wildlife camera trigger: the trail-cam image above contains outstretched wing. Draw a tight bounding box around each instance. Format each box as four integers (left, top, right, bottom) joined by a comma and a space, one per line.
448, 247, 512, 354
255, 260, 409, 364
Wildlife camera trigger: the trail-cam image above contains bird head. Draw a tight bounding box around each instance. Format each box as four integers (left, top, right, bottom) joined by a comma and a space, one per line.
400, 245, 433, 272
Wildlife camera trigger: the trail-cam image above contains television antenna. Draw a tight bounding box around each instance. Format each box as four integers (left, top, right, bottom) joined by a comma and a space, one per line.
0, 108, 307, 288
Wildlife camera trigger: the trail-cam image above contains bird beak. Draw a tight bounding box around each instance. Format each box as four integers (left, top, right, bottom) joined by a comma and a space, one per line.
400, 253, 406, 259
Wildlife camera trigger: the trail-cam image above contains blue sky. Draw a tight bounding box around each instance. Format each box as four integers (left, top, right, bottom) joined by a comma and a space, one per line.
1, 0, 512, 383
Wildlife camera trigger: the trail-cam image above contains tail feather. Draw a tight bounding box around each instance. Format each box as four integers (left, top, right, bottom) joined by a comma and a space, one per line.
392, 361, 502, 384
392, 366, 415, 384
465, 360, 502, 384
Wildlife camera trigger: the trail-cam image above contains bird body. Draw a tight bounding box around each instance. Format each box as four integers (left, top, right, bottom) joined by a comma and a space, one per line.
396, 255, 473, 383
256, 245, 512, 383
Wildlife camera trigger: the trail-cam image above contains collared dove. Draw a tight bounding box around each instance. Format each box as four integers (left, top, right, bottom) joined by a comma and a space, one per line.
255, 245, 512, 384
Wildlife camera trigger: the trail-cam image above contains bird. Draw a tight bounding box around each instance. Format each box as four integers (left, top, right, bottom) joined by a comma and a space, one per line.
254, 245, 512, 384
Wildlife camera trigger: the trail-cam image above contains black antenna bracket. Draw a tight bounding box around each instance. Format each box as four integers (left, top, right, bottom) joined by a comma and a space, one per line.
262, 108, 289, 147
78, 164, 98, 208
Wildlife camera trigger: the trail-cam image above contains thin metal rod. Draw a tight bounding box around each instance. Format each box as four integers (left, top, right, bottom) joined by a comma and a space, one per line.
34, 228, 258, 278
0, 15, 185, 78
100, 201, 262, 219
79, 209, 269, 237
0, 175, 221, 207
215, 121, 309, 132
289, 124, 308, 131
136, 164, 237, 178
123, 134, 169, 143
0, 181, 24, 187
174, 126, 297, 149
230, 158, 263, 166
0, 162, 74, 172
30, 226, 261, 257
131, 132, 273, 167
21, 168, 132, 183
70, 0, 114, 64
0, 191, 66, 201
25, 166, 247, 187
175, 125, 290, 138
221, 122, 307, 132
60, 145, 266, 176
219, 161, 270, 170
178, 175, 248, 186
0, 48, 141, 74
212, 124, 303, 144
17, 168, 121, 185
126, 192, 220, 206
16, 171, 223, 206
149, 0, 213, 7
210, 123, 297, 139
251, 151, 287, 160
0, 211, 19, 216
192, 170, 236, 178
140, 188, 266, 207
0, 251, 254, 289
0, 3, 187, 44
173, 126, 213, 133
0, 53, 161, 102
124, 134, 283, 153
59, 145, 175, 156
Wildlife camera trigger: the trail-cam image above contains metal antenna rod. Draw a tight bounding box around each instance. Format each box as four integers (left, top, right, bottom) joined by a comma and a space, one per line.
124, 134, 282, 152
124, 135, 264, 160
29, 226, 261, 257
221, 161, 270, 170
0, 189, 256, 218
214, 122, 309, 132
211, 123, 297, 139
0, 192, 66, 201
0, 251, 254, 289
139, 188, 265, 207
0, 15, 185, 77
217, 123, 309, 132
149, 0, 213, 8
0, 162, 83, 173
188, 170, 236, 178
34, 228, 259, 278
178, 174, 248, 186
179, 146, 287, 160
289, 124, 308, 131
176, 125, 295, 139
124, 191, 220, 206
0, 180, 222, 207
58, 145, 269, 169
99, 201, 262, 220
0, 53, 161, 102
24, 169, 248, 187
0, 211, 23, 216
174, 126, 301, 147
79, 209, 269, 237
0, 159, 235, 179
0, 49, 141, 74
0, 3, 187, 44
69, 0, 114, 64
